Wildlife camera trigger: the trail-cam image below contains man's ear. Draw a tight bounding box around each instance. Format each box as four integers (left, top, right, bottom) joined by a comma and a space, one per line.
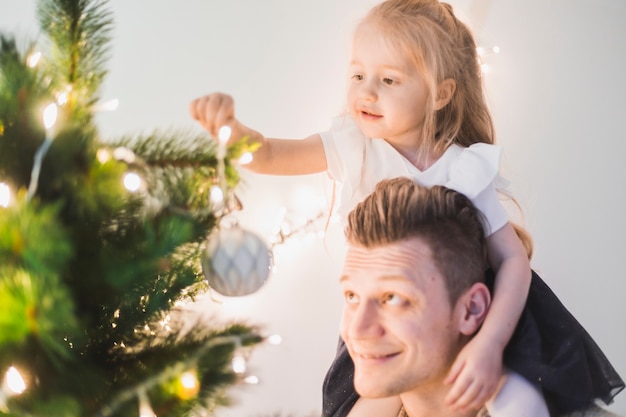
434, 78, 456, 110
457, 282, 491, 336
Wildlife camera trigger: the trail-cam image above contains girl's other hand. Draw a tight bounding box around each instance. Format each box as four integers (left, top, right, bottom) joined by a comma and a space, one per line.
444, 336, 503, 411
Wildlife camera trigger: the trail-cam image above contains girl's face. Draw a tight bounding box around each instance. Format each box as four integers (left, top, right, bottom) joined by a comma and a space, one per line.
347, 24, 431, 154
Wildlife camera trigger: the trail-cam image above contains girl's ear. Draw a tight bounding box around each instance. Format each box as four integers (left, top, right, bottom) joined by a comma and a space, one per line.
457, 282, 490, 336
435, 78, 456, 110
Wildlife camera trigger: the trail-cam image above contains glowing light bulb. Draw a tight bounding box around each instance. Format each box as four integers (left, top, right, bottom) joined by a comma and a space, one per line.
93, 98, 119, 112
176, 370, 200, 400
96, 148, 112, 164
4, 367, 26, 395
0, 183, 11, 208
123, 172, 142, 192
26, 51, 41, 68
244, 375, 259, 384
138, 391, 156, 417
180, 371, 198, 390
492, 46, 500, 54
218, 125, 232, 144
231, 354, 246, 374
267, 334, 282, 345
43, 103, 58, 130
238, 152, 253, 165
209, 185, 225, 205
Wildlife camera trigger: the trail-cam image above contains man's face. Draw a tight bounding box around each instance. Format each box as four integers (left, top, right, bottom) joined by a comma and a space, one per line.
340, 237, 463, 398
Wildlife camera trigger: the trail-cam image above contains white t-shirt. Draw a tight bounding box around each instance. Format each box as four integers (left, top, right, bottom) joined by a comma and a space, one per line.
319, 115, 509, 236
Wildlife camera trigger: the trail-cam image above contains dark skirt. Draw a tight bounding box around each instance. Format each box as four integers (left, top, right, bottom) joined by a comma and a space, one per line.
322, 270, 625, 417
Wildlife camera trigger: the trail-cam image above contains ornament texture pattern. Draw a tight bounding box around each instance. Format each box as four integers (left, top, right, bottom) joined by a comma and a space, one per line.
203, 225, 271, 297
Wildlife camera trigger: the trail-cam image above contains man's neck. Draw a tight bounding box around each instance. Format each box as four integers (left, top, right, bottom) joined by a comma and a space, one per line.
400, 391, 481, 417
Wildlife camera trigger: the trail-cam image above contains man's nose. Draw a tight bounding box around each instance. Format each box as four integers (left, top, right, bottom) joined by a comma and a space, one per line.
345, 301, 384, 339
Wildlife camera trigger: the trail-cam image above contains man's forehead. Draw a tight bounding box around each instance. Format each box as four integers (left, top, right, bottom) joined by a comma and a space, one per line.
341, 238, 437, 279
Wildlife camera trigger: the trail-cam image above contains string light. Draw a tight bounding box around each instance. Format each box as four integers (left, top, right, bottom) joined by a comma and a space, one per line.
243, 375, 259, 385
209, 185, 225, 206
138, 390, 156, 417
238, 152, 253, 165
231, 353, 247, 374
97, 148, 112, 164
0, 366, 27, 411
123, 172, 142, 192
212, 125, 231, 215
4, 367, 26, 395
267, 334, 282, 345
477, 45, 500, 75
0, 182, 11, 208
27, 103, 58, 200
26, 51, 41, 68
176, 370, 200, 400
92, 98, 120, 112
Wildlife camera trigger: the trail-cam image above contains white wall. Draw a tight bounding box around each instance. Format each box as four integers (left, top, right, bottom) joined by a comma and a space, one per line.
1, 1, 624, 416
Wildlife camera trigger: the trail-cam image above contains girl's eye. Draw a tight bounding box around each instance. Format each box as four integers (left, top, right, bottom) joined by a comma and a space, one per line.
352, 74, 364, 81
383, 293, 403, 305
383, 77, 395, 85
345, 291, 360, 304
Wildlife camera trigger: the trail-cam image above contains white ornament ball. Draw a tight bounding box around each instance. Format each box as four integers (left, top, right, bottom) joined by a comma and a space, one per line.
202, 225, 271, 297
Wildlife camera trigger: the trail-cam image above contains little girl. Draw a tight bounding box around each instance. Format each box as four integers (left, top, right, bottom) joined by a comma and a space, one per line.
189, 0, 624, 416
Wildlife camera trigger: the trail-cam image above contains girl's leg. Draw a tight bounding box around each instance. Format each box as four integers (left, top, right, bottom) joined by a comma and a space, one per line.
486, 370, 550, 417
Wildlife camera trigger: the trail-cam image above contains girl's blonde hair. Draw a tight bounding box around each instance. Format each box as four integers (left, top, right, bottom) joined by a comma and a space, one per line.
358, 0, 533, 257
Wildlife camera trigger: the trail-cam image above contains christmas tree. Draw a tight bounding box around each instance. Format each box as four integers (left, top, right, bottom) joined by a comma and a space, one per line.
0, 0, 267, 415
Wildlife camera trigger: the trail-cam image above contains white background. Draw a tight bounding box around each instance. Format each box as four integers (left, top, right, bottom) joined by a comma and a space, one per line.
1, 1, 625, 416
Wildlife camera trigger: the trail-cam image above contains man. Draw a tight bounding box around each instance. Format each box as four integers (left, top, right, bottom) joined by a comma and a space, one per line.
325, 177, 621, 417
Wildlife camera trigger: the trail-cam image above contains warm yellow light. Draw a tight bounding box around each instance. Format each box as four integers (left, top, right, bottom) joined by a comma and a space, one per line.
180, 371, 198, 389
123, 172, 142, 192
4, 367, 26, 395
96, 148, 112, 164
0, 182, 11, 208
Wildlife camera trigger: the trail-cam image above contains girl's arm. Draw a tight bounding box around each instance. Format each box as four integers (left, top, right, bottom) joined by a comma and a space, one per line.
445, 221, 531, 411
189, 93, 327, 175
482, 221, 531, 361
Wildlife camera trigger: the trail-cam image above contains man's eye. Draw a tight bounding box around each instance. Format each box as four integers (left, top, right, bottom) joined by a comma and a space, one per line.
383, 293, 403, 305
345, 291, 359, 304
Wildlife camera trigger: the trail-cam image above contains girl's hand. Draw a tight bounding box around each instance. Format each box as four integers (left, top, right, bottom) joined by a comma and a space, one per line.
444, 336, 503, 411
189, 93, 252, 145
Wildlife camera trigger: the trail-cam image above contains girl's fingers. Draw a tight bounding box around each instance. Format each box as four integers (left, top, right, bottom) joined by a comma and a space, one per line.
446, 374, 472, 406
444, 359, 463, 385
449, 380, 481, 411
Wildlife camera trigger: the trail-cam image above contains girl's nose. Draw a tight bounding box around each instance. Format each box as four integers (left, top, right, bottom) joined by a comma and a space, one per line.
360, 79, 378, 101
